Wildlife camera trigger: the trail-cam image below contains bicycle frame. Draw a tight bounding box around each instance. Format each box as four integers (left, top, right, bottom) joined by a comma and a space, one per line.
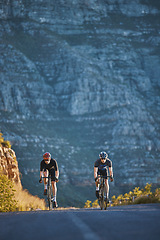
98, 175, 110, 210
42, 175, 53, 210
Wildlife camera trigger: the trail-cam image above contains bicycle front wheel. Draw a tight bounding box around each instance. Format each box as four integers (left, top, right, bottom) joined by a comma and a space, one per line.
99, 186, 107, 210
47, 185, 53, 210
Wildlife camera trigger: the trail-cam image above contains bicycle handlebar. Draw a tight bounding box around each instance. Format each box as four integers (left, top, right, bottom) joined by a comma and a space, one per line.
40, 176, 59, 183
41, 176, 51, 178
98, 175, 111, 178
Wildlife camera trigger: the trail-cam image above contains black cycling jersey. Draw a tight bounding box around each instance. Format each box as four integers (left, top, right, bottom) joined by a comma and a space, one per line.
94, 158, 112, 177
40, 158, 58, 172
40, 158, 58, 181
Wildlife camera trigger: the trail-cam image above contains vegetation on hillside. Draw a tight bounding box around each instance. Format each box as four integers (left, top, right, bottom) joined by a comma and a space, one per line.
111, 183, 160, 206
0, 174, 18, 212
13, 184, 47, 211
0, 174, 47, 212
84, 183, 160, 208
0, 132, 11, 148
0, 132, 47, 212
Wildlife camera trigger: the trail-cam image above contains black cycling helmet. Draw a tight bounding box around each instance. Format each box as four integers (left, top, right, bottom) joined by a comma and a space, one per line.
99, 151, 108, 159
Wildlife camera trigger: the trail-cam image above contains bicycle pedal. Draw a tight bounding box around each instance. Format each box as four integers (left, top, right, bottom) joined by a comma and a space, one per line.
105, 199, 109, 204
53, 201, 58, 208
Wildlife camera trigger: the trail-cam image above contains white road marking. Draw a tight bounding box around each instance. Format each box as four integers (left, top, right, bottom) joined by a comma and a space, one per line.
67, 212, 100, 240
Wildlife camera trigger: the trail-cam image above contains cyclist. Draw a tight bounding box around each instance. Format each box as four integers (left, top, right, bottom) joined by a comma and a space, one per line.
39, 152, 59, 208
94, 151, 113, 202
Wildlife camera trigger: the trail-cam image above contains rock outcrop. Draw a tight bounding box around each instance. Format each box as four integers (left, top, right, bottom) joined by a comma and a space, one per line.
0, 145, 22, 187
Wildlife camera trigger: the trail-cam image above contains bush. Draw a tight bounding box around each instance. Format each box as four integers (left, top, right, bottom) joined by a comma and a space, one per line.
0, 132, 11, 148
0, 175, 47, 212
111, 183, 160, 207
84, 200, 92, 208
84, 183, 160, 208
134, 196, 159, 204
0, 174, 18, 212
0, 132, 4, 143
1, 140, 12, 149
92, 199, 99, 208
154, 188, 160, 199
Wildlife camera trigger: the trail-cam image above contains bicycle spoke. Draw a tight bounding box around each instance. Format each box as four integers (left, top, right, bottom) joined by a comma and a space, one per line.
98, 176, 109, 210
42, 176, 54, 210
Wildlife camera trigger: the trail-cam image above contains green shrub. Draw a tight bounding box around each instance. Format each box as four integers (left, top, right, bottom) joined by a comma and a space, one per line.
142, 183, 152, 196
0, 174, 18, 212
0, 132, 11, 148
1, 140, 11, 149
111, 183, 160, 207
84, 183, 160, 208
84, 200, 92, 208
134, 195, 159, 204
154, 188, 160, 200
92, 199, 99, 208
0, 132, 4, 144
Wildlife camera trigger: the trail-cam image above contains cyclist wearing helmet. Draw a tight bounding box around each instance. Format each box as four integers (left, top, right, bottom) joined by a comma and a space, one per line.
39, 152, 59, 208
94, 151, 113, 201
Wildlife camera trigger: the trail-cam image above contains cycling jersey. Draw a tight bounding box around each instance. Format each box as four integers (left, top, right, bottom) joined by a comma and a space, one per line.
40, 158, 58, 181
94, 158, 112, 178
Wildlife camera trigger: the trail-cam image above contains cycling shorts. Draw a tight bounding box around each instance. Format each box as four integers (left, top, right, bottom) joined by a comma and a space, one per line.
97, 169, 108, 179
44, 168, 56, 181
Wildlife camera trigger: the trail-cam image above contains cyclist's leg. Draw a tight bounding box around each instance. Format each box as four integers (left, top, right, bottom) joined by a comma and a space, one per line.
43, 170, 48, 195
95, 175, 100, 188
51, 181, 57, 199
51, 180, 58, 207
102, 169, 109, 199
104, 178, 109, 199
50, 169, 58, 205
95, 173, 100, 198
43, 170, 48, 184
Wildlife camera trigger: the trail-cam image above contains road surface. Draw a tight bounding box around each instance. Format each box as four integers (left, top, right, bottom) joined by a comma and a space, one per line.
0, 204, 160, 240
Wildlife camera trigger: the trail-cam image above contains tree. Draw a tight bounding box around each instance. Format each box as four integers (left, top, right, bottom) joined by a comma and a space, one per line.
0, 174, 17, 212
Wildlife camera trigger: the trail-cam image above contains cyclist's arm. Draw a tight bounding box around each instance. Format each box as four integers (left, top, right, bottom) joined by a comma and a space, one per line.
55, 170, 59, 179
40, 161, 44, 180
54, 159, 59, 179
40, 171, 43, 179
94, 167, 98, 179
109, 167, 113, 178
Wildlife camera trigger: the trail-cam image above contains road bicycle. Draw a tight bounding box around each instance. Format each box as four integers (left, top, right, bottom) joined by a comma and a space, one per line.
42, 175, 54, 210
98, 175, 111, 210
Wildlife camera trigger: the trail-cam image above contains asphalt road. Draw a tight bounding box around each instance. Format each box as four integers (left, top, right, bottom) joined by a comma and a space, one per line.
0, 204, 160, 240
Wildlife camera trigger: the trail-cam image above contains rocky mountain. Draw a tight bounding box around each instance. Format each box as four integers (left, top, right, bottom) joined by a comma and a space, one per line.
0, 0, 160, 207
0, 141, 22, 188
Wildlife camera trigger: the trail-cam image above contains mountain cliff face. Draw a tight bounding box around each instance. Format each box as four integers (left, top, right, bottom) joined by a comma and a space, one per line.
0, 0, 160, 206
0, 144, 22, 187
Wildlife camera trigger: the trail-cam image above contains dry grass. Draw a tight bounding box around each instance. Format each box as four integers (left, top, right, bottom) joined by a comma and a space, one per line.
14, 184, 47, 211
54, 207, 80, 211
